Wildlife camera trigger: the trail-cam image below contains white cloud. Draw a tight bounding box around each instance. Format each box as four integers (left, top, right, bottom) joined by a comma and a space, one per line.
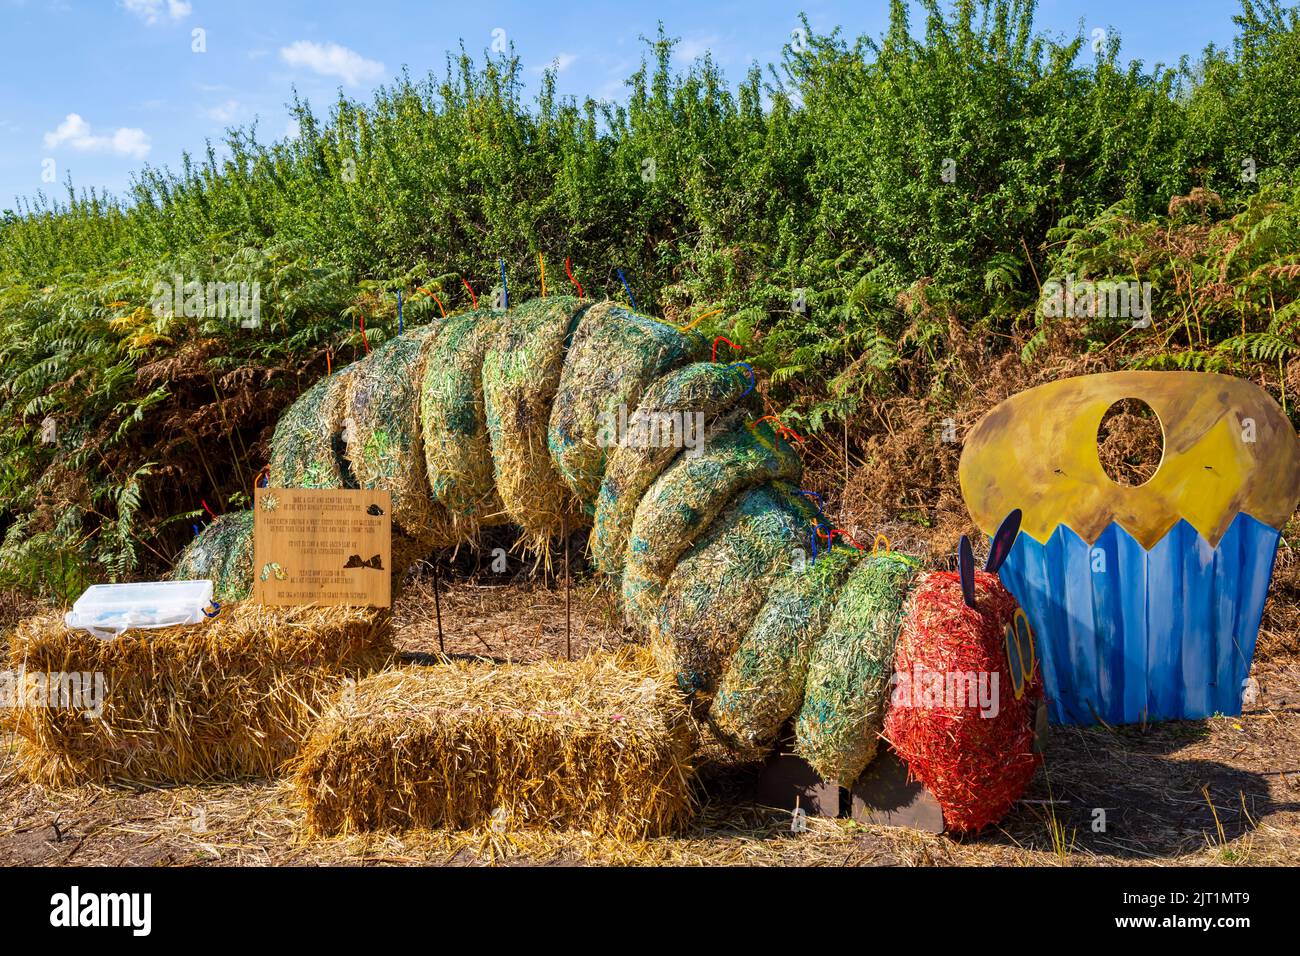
279, 40, 384, 87
596, 77, 627, 102
285, 118, 301, 140
206, 100, 239, 122
110, 127, 152, 158
531, 53, 577, 76
595, 60, 635, 102
122, 0, 191, 25
43, 113, 152, 160
674, 35, 719, 64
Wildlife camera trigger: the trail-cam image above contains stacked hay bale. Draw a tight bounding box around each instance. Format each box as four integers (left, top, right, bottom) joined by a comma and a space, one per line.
342, 326, 455, 545
293, 648, 697, 839
590, 362, 756, 575
268, 368, 356, 490
621, 420, 802, 628
651, 483, 821, 701
4, 603, 392, 785
709, 546, 860, 757
549, 301, 707, 508
419, 312, 508, 541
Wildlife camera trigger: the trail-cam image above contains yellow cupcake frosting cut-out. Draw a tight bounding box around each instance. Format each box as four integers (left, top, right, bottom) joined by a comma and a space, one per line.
959, 371, 1300, 549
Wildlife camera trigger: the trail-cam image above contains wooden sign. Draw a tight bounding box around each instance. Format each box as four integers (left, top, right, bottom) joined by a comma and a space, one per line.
253, 487, 391, 608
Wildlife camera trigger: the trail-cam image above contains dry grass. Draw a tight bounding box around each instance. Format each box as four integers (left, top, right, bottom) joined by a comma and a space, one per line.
391, 561, 635, 663
0, 590, 44, 632
1, 573, 1297, 865
1258, 541, 1300, 661
293, 647, 697, 840
3, 603, 391, 786
1095, 398, 1164, 487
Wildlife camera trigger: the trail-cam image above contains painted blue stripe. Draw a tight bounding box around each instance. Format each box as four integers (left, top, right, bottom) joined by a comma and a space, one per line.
1231, 516, 1279, 691
1144, 524, 1183, 721
1089, 524, 1122, 722
1115, 524, 1149, 723
997, 513, 1280, 726
1211, 520, 1242, 716
1179, 525, 1216, 718
1060, 524, 1100, 722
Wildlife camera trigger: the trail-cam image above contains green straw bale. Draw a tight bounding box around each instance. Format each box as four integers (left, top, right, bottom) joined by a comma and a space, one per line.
651, 482, 819, 705
590, 362, 757, 576
267, 367, 356, 490
172, 510, 255, 603
620, 418, 801, 628
548, 302, 704, 509
795, 552, 921, 786
481, 296, 589, 551
343, 327, 454, 544
709, 545, 861, 756
419, 309, 507, 541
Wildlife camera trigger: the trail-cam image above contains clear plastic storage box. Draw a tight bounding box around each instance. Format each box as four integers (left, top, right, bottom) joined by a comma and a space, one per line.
63, 579, 215, 639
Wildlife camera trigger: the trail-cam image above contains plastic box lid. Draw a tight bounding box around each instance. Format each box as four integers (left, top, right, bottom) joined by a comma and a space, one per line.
64, 579, 215, 639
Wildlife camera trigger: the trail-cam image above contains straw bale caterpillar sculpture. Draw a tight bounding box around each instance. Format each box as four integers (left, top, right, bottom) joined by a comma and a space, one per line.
176, 296, 1043, 832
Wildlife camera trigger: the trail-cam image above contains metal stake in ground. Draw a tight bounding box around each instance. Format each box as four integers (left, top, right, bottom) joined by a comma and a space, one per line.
432, 553, 445, 653
563, 518, 572, 661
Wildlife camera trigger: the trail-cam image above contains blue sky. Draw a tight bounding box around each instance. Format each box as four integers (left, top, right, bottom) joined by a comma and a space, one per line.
0, 0, 1251, 207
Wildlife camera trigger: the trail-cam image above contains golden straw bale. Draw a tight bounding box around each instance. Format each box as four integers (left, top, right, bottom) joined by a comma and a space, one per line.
4, 603, 392, 786
293, 648, 698, 840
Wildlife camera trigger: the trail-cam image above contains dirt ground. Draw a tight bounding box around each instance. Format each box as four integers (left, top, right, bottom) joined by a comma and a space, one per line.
1, 567, 1297, 867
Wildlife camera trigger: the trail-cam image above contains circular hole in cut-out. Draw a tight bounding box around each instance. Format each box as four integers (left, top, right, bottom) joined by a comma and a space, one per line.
1097, 398, 1164, 487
